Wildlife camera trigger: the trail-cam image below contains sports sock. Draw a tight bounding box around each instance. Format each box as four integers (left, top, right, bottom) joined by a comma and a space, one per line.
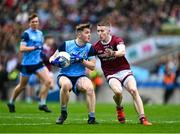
89, 112, 95, 118
139, 114, 145, 119
61, 105, 67, 112
9, 98, 14, 104
39, 99, 46, 105
116, 105, 122, 108
113, 95, 122, 108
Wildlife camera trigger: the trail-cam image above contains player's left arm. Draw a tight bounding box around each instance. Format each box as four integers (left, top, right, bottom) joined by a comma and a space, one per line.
82, 46, 96, 70
20, 32, 36, 52
105, 39, 125, 57
83, 58, 96, 71
114, 42, 125, 57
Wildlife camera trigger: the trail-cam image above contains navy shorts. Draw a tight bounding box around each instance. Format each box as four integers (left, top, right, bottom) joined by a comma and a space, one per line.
57, 74, 86, 95
20, 62, 45, 77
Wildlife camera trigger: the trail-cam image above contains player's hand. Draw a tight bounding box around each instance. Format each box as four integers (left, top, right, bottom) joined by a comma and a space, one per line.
70, 54, 84, 64
40, 51, 47, 60
34, 46, 43, 50
104, 48, 115, 57
50, 57, 66, 68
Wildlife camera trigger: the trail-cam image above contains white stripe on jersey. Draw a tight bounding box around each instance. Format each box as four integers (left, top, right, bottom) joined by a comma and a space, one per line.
117, 43, 125, 51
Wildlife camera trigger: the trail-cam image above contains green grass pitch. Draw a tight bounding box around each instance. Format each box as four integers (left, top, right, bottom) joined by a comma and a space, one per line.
0, 101, 180, 133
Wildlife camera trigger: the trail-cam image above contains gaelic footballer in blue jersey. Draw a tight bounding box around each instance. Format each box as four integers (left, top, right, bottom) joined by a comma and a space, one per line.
7, 13, 53, 113
50, 23, 98, 124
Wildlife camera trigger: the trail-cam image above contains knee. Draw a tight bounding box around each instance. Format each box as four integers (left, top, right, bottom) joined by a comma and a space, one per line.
86, 89, 94, 96
86, 84, 94, 94
44, 79, 51, 88
61, 83, 72, 92
129, 89, 138, 97
86, 86, 95, 96
19, 83, 27, 89
83, 83, 94, 93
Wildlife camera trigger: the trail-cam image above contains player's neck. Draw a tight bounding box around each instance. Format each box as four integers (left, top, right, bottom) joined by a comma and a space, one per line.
101, 35, 112, 45
75, 38, 85, 46
30, 27, 37, 31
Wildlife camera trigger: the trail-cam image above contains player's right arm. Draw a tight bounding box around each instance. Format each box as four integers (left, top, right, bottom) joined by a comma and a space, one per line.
49, 50, 59, 63
19, 32, 41, 52
49, 42, 66, 66
82, 46, 96, 70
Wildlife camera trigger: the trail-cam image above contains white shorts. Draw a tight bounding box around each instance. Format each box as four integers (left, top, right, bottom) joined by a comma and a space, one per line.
107, 70, 134, 87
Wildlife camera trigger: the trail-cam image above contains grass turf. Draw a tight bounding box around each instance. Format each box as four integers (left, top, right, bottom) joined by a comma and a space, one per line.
0, 101, 180, 133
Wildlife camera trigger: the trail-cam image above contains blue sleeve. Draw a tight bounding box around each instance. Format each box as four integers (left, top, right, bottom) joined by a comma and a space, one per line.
58, 42, 66, 52
87, 46, 96, 57
21, 32, 30, 42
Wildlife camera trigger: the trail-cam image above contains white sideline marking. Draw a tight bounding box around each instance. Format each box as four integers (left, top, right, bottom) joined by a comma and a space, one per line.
0, 123, 53, 126
1, 120, 179, 126
156, 120, 180, 124
0, 116, 49, 120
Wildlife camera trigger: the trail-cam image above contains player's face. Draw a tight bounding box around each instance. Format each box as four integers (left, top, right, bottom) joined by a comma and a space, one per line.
46, 38, 55, 47
29, 17, 39, 30
80, 28, 91, 43
97, 26, 110, 42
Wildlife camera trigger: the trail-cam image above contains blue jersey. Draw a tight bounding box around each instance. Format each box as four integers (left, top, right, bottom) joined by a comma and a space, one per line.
58, 40, 94, 77
20, 28, 44, 65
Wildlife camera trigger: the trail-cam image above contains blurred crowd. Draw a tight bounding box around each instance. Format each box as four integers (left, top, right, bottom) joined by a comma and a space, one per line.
152, 53, 180, 103
0, 0, 179, 101
0, 0, 179, 53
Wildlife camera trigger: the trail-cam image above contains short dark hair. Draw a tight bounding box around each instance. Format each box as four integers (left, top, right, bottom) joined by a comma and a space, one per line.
97, 20, 111, 27
28, 13, 38, 22
44, 35, 53, 41
76, 23, 91, 33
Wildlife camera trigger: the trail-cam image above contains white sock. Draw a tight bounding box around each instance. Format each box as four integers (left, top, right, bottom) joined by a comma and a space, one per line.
9, 98, 14, 104
39, 99, 46, 105
61, 105, 67, 111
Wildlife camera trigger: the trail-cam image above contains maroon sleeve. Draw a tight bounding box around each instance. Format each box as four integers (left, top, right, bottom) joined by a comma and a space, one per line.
115, 36, 125, 46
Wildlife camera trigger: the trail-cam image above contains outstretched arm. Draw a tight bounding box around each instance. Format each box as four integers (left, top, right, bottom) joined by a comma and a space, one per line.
49, 50, 59, 63
82, 58, 96, 71
105, 42, 125, 57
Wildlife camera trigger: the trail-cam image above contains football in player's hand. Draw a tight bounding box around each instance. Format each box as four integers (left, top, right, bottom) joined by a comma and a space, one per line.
56, 51, 71, 68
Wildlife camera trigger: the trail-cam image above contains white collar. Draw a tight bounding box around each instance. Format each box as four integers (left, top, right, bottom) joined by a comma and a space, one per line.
101, 35, 112, 45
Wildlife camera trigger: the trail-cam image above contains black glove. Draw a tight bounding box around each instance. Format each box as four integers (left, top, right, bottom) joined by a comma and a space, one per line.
34, 46, 43, 50
50, 57, 66, 68
70, 54, 84, 64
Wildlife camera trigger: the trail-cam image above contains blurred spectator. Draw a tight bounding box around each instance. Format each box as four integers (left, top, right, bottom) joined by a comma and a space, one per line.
0, 54, 8, 100
174, 53, 180, 88
163, 63, 176, 104
87, 69, 104, 94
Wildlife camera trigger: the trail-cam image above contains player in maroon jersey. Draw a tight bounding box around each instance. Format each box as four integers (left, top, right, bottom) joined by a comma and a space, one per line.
41, 35, 56, 89
93, 20, 152, 125
41, 35, 56, 71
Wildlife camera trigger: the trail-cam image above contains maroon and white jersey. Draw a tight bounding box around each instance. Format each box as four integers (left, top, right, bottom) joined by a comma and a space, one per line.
42, 44, 56, 71
93, 35, 130, 77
